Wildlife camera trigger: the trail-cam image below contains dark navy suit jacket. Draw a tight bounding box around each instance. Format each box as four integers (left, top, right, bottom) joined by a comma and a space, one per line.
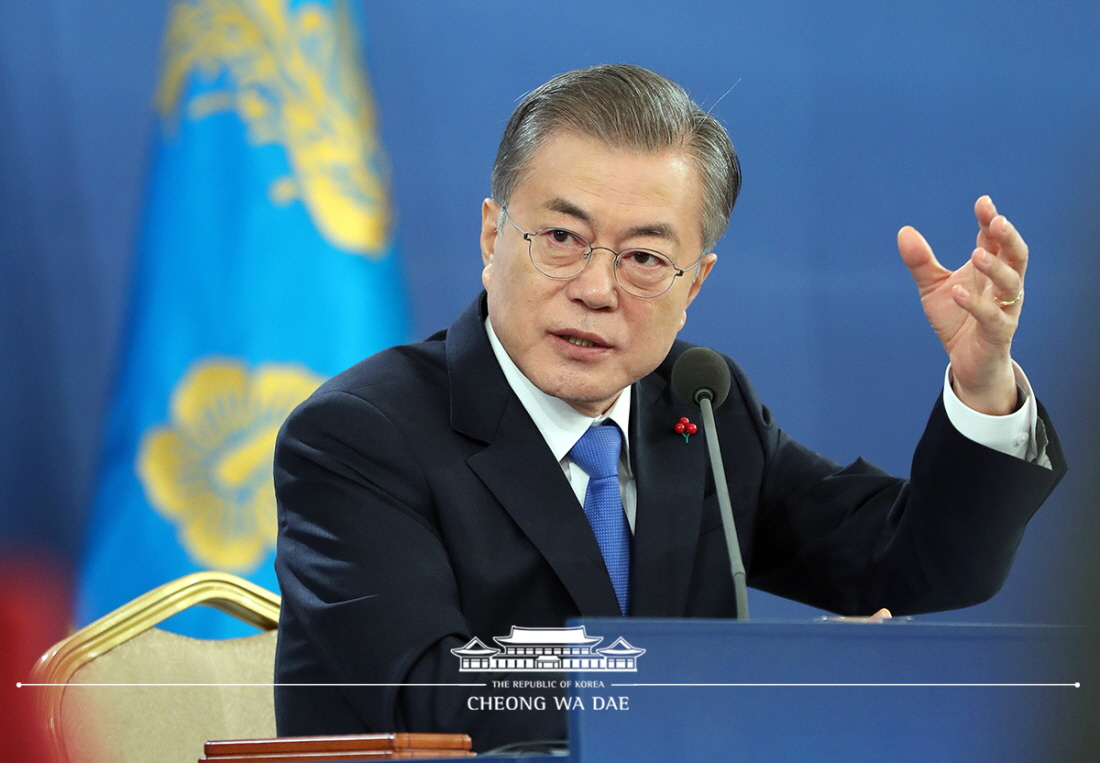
273, 294, 1065, 751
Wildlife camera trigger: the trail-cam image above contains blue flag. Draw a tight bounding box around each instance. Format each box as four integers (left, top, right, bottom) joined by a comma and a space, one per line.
77, 0, 408, 636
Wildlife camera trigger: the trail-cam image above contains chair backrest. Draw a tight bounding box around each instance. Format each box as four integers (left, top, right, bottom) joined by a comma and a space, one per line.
32, 572, 281, 763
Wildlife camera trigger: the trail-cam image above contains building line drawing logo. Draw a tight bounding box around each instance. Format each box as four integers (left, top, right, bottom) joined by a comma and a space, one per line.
451, 626, 645, 672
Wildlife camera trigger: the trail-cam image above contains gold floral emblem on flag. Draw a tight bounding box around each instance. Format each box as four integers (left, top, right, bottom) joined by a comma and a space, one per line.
156, 0, 392, 256
137, 359, 322, 571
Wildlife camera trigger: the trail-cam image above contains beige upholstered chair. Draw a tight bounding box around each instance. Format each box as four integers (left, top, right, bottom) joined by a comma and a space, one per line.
31, 571, 281, 763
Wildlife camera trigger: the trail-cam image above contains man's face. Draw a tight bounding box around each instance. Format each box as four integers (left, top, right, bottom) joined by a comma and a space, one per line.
481, 131, 716, 417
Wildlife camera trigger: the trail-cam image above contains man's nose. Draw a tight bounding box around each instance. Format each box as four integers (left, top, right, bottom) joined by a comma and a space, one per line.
566, 248, 620, 307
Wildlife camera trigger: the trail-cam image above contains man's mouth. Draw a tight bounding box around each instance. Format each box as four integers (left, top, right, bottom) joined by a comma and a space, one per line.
553, 330, 610, 351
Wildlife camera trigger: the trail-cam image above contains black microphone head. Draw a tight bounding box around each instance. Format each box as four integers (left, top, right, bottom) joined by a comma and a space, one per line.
671, 347, 732, 410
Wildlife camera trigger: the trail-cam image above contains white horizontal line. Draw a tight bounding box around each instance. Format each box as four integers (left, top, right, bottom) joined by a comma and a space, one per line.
611, 682, 1081, 688
17, 683, 485, 688
19, 681, 1080, 689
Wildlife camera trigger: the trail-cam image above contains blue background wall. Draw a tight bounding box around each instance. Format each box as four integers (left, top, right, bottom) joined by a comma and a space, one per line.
2, 0, 1098, 624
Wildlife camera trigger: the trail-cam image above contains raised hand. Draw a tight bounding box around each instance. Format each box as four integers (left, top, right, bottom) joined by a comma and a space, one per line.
898, 196, 1025, 415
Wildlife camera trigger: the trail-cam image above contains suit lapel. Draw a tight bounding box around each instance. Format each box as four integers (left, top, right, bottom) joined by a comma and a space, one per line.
467, 398, 623, 616
629, 358, 709, 618
446, 296, 623, 617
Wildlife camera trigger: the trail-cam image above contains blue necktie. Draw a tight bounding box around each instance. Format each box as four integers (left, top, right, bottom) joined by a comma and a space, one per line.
569, 424, 631, 615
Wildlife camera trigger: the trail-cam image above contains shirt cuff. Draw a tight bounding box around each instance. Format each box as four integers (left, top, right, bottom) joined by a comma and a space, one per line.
942, 362, 1049, 466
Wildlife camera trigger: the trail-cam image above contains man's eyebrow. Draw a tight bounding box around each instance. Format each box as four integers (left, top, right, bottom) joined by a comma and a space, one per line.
544, 197, 593, 225
542, 197, 680, 245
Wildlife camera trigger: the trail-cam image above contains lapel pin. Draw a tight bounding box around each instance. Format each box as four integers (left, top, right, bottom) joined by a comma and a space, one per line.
674, 416, 698, 443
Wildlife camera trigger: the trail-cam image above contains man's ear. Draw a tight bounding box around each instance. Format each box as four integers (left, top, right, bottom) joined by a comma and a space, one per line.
480, 198, 502, 267
678, 252, 717, 330
686, 252, 717, 306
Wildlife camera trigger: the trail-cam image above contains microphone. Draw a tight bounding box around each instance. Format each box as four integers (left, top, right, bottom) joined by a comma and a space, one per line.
672, 347, 749, 621
671, 346, 732, 409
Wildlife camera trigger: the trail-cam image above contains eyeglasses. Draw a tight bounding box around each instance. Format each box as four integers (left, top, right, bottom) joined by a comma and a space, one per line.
502, 207, 701, 299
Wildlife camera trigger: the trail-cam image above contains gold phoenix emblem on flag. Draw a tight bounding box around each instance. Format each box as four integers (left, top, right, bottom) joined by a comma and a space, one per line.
156, 0, 392, 256
137, 359, 322, 571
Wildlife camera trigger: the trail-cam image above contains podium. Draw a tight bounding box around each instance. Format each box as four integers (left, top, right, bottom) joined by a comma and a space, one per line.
198, 619, 1094, 762
566, 618, 1095, 762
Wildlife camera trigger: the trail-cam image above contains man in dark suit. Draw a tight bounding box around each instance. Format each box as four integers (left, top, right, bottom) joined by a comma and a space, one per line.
273, 64, 1064, 752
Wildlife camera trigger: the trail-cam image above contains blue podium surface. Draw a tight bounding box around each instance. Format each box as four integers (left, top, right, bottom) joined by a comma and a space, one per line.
566, 618, 1093, 762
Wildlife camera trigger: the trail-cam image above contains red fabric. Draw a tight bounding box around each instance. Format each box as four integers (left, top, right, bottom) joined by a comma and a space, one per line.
0, 555, 71, 763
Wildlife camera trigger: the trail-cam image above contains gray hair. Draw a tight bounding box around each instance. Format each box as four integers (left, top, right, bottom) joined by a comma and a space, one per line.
490, 64, 742, 252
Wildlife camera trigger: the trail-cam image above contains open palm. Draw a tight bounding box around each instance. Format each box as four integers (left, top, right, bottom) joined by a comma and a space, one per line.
898, 196, 1026, 415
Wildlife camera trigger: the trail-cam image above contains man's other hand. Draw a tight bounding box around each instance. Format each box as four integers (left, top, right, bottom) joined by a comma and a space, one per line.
828, 608, 894, 623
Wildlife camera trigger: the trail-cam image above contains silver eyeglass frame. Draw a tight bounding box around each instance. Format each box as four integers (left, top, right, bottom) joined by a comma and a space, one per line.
501, 206, 703, 298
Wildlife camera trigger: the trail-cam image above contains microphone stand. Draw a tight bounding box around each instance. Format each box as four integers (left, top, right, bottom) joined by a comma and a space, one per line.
698, 394, 750, 621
